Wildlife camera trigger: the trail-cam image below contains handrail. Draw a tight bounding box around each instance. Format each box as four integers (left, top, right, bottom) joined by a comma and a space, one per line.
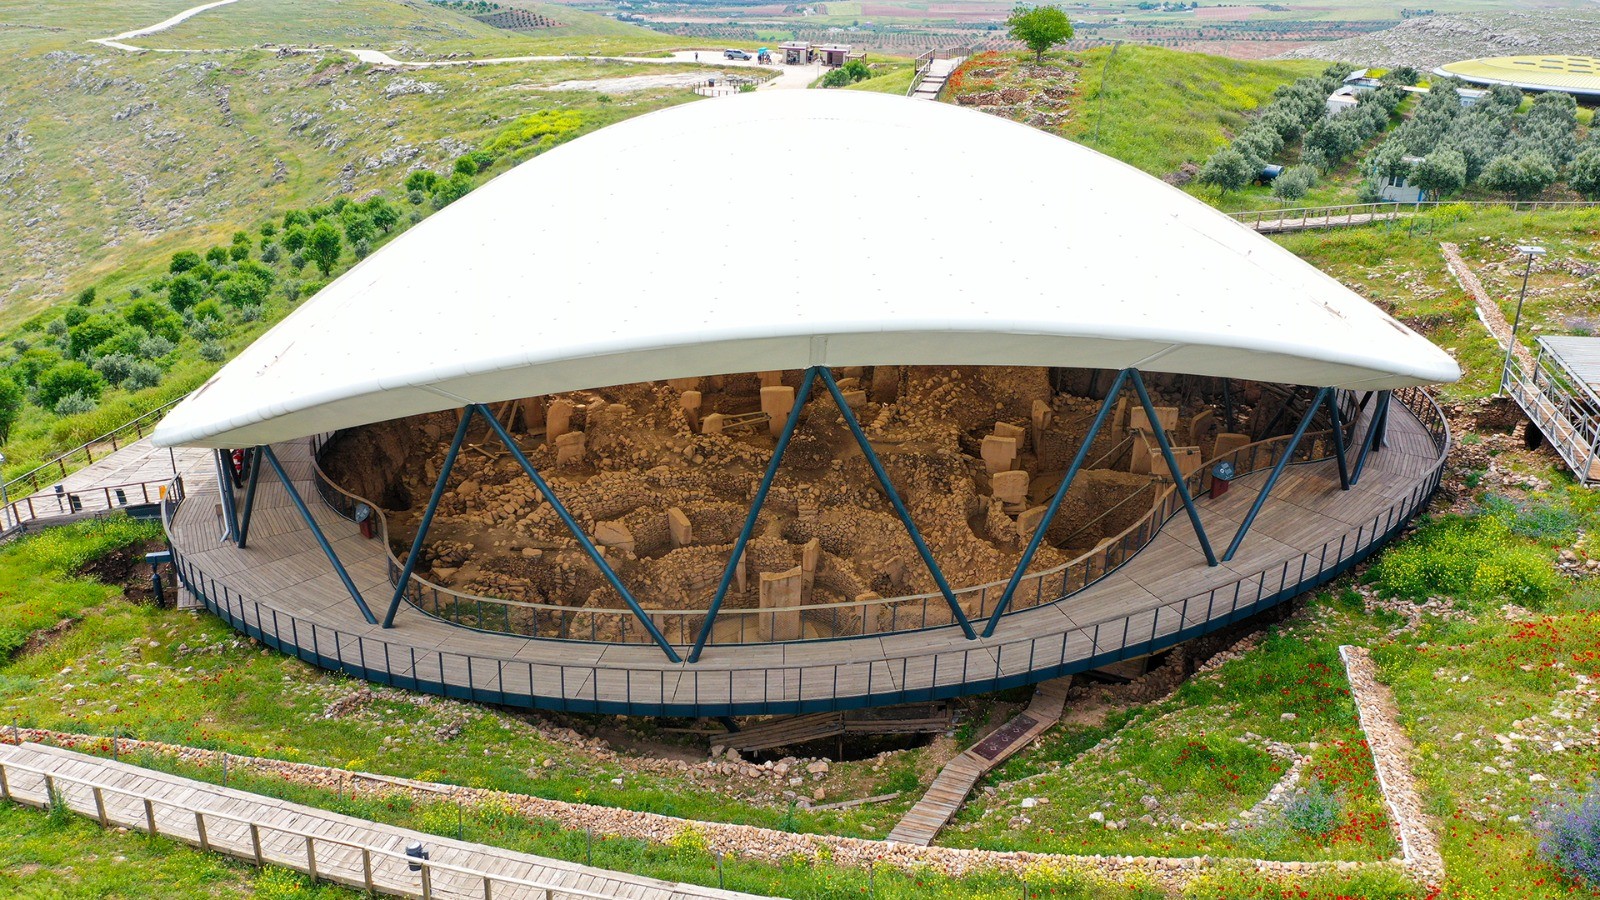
3, 476, 172, 534
1227, 199, 1600, 231
0, 749, 656, 900
2, 397, 181, 497
307, 399, 1358, 646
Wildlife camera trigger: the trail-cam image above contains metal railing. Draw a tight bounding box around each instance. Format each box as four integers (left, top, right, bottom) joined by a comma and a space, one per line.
0, 750, 654, 900
162, 390, 1443, 716
1228, 199, 1600, 233
307, 398, 1358, 647
3, 477, 173, 537
1503, 354, 1600, 484
1, 398, 180, 498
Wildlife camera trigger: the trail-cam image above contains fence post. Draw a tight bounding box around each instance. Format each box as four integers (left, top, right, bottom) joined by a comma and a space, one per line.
362, 847, 375, 893
0, 764, 8, 802
145, 798, 158, 834
196, 811, 210, 851
251, 823, 264, 865
93, 786, 108, 825
306, 835, 318, 881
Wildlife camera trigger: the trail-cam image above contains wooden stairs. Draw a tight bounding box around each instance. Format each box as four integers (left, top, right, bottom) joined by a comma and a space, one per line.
886, 677, 1072, 846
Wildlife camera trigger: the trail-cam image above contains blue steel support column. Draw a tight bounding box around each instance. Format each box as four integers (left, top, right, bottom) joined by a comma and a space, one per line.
259, 445, 378, 624
382, 407, 477, 628
981, 368, 1130, 637
1130, 370, 1218, 567
817, 368, 978, 640
1222, 387, 1329, 563
1351, 390, 1390, 485
1326, 389, 1351, 491
235, 449, 263, 548
688, 368, 819, 662
475, 405, 682, 663
215, 450, 240, 544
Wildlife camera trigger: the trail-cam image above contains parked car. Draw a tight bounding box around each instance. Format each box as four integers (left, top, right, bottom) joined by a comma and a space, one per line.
723, 49, 752, 60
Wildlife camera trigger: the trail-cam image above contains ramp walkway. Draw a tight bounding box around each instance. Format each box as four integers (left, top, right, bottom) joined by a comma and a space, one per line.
886, 677, 1070, 846
0, 741, 771, 900
908, 49, 966, 100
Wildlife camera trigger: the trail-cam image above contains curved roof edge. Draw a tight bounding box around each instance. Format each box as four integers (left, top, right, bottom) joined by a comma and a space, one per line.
153, 90, 1460, 450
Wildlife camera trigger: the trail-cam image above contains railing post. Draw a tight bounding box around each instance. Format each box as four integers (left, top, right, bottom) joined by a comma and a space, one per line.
306, 834, 318, 881
145, 798, 158, 834
362, 847, 375, 892
196, 811, 210, 851
251, 823, 264, 865
93, 786, 107, 825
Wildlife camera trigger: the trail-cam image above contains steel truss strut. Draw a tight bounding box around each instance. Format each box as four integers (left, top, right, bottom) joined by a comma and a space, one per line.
258, 444, 378, 624
688, 368, 820, 662
1350, 390, 1391, 485
235, 449, 263, 548
818, 368, 978, 641
214, 449, 240, 543
382, 407, 478, 628
1130, 369, 1218, 568
1221, 386, 1330, 563
981, 369, 1131, 637
474, 405, 682, 662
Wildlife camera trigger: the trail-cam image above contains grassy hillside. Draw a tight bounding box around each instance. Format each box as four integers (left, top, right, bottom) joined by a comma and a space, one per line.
943, 45, 1324, 178
0, 0, 682, 328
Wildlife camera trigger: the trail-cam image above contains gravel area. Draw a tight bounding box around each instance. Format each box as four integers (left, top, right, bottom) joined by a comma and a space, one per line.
1339, 645, 1446, 887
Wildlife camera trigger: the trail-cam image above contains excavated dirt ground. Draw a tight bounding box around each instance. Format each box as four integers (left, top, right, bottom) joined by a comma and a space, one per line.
322, 367, 1290, 638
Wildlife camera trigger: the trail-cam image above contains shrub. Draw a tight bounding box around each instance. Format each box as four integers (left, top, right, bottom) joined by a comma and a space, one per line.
432, 173, 473, 209
1480, 153, 1558, 199
1198, 147, 1254, 194
306, 220, 343, 275
198, 340, 228, 362
35, 361, 105, 408
169, 250, 202, 274
1281, 779, 1342, 835
1271, 165, 1317, 201
136, 334, 174, 359
260, 242, 281, 264
92, 352, 139, 386
1537, 783, 1600, 888
65, 314, 119, 359
166, 273, 205, 313
404, 170, 440, 193
1369, 514, 1562, 607
122, 360, 163, 391
53, 391, 98, 416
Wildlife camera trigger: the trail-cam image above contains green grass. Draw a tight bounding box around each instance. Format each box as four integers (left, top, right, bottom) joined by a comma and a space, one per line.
0, 517, 163, 659
1272, 205, 1600, 402
0, 801, 353, 899
944, 45, 1323, 179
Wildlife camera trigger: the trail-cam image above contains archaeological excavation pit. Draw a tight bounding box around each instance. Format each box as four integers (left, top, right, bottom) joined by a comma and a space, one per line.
316, 366, 1345, 648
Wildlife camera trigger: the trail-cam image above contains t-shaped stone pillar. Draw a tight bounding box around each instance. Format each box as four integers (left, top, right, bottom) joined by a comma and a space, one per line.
760, 385, 795, 437
758, 565, 804, 642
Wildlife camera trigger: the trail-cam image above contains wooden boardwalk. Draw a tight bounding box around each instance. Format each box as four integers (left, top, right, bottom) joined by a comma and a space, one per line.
3, 437, 214, 534
163, 392, 1447, 716
0, 741, 771, 900
886, 678, 1070, 845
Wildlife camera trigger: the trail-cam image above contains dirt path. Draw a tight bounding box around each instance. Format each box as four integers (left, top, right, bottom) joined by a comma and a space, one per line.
1441, 240, 1534, 373
90, 2, 814, 92
89, 0, 244, 52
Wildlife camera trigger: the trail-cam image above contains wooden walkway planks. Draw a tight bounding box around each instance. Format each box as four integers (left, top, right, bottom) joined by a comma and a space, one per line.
0, 741, 772, 900
163, 395, 1446, 715
886, 677, 1072, 846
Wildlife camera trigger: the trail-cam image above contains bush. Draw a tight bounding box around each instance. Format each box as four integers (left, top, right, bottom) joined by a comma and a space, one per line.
169, 250, 202, 274
1480, 153, 1558, 199
1271, 165, 1317, 201
1281, 779, 1342, 835
1369, 514, 1563, 607
199, 340, 228, 362
92, 352, 139, 386
35, 361, 105, 408
1538, 784, 1600, 888
404, 170, 440, 193
431, 173, 474, 209
53, 391, 98, 416
821, 59, 871, 87
122, 360, 163, 391
1198, 147, 1255, 194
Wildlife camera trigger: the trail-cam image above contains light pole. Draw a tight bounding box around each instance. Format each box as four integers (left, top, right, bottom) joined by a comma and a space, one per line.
1502, 244, 1547, 394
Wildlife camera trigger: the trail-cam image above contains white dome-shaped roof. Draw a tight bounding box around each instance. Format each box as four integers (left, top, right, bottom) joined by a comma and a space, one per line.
155, 89, 1458, 449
